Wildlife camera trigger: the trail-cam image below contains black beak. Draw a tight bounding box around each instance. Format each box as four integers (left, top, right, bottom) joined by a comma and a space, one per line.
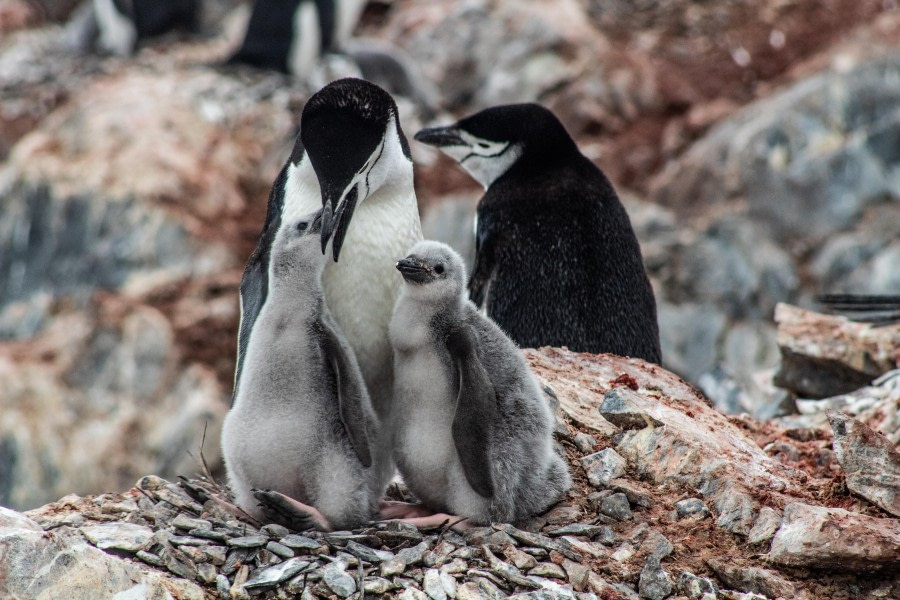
396, 256, 432, 284
414, 126, 467, 148
320, 185, 359, 262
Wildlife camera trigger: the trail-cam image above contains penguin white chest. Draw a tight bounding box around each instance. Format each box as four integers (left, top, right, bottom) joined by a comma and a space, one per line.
321, 190, 422, 406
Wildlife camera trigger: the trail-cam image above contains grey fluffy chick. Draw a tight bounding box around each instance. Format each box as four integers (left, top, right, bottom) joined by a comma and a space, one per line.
222, 209, 391, 531
388, 240, 571, 526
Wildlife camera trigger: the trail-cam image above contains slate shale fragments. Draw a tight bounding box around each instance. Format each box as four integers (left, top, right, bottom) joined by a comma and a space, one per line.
3, 351, 900, 599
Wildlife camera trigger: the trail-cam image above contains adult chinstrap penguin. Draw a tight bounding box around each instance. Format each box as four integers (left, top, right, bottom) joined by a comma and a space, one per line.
387, 240, 571, 527
234, 77, 422, 419
73, 0, 199, 55
229, 0, 366, 78
222, 209, 390, 531
415, 104, 661, 364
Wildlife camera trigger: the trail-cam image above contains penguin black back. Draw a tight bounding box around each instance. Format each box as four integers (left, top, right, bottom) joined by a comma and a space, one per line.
415, 104, 661, 363
229, 0, 337, 73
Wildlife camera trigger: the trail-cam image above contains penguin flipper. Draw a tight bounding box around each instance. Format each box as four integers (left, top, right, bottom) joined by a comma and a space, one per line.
448, 325, 497, 499
321, 320, 374, 468
468, 210, 498, 307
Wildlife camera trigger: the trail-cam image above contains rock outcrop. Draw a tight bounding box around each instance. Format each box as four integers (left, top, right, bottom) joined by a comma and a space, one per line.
2, 349, 898, 599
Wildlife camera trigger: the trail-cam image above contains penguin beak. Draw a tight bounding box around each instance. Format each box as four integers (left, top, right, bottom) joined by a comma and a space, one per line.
414, 126, 467, 148
321, 184, 359, 262
396, 257, 432, 284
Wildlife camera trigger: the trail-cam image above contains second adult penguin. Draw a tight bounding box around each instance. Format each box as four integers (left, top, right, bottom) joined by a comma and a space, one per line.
388, 240, 571, 527
415, 104, 661, 364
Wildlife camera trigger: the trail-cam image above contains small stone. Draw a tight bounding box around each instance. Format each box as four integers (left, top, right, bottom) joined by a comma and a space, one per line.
169, 535, 210, 546
172, 513, 212, 531
495, 524, 581, 561
424, 540, 456, 567
441, 558, 468, 574
266, 540, 295, 559
196, 562, 217, 585
364, 577, 394, 594
452, 545, 481, 560
504, 544, 538, 570
675, 498, 710, 519
542, 505, 583, 524
281, 534, 325, 551
561, 536, 607, 559
581, 449, 627, 488
245, 557, 313, 589
399, 587, 430, 600
635, 529, 673, 560
440, 570, 458, 598
216, 574, 230, 597
747, 507, 781, 545
424, 568, 448, 600
229, 564, 250, 599
397, 541, 430, 566
227, 534, 268, 548
599, 387, 663, 430
135, 550, 164, 567
160, 545, 199, 581
600, 493, 633, 521
529, 562, 567, 579
521, 547, 549, 559
829, 412, 900, 517
548, 523, 604, 538
638, 556, 673, 600
573, 433, 597, 453
677, 572, 719, 599
595, 526, 617, 546
611, 542, 636, 563
376, 521, 425, 544
176, 544, 208, 563
343, 539, 389, 563
561, 559, 590, 592
80, 522, 153, 553
203, 545, 227, 565
222, 548, 254, 575
188, 528, 228, 541
261, 523, 291, 538
456, 582, 492, 600
482, 545, 540, 589
609, 479, 654, 509
321, 561, 357, 597
381, 557, 407, 577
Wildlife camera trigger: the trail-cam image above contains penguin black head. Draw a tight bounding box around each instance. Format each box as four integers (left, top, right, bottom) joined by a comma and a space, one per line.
300, 77, 413, 262
396, 241, 466, 301
414, 103, 578, 189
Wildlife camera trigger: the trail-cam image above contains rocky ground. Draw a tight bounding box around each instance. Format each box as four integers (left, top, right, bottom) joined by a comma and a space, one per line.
0, 1, 899, 598
2, 339, 899, 599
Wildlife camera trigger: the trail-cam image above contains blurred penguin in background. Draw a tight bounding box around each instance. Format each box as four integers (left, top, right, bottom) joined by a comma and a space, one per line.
68, 0, 200, 55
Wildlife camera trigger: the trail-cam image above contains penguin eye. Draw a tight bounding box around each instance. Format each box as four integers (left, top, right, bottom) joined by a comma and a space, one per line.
477, 142, 490, 149
434, 264, 445, 275
297, 221, 308, 233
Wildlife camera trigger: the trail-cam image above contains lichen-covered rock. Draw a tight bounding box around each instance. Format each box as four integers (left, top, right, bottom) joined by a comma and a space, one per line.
828, 412, 900, 517
768, 502, 900, 570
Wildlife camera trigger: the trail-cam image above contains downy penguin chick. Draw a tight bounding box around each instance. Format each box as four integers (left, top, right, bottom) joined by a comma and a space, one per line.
222, 209, 390, 530
415, 104, 661, 364
388, 240, 571, 526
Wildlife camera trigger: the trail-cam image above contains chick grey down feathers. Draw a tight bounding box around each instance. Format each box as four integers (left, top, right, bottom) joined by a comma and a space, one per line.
389, 240, 571, 525
222, 209, 390, 530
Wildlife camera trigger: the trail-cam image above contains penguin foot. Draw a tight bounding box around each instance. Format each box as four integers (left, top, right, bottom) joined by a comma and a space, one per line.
205, 494, 262, 528
385, 513, 475, 533
252, 489, 331, 531
378, 500, 435, 520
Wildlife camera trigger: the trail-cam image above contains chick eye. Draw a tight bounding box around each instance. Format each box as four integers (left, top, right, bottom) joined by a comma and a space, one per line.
434, 264, 445, 274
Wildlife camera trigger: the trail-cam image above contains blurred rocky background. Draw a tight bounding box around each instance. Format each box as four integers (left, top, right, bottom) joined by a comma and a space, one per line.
0, 0, 898, 514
